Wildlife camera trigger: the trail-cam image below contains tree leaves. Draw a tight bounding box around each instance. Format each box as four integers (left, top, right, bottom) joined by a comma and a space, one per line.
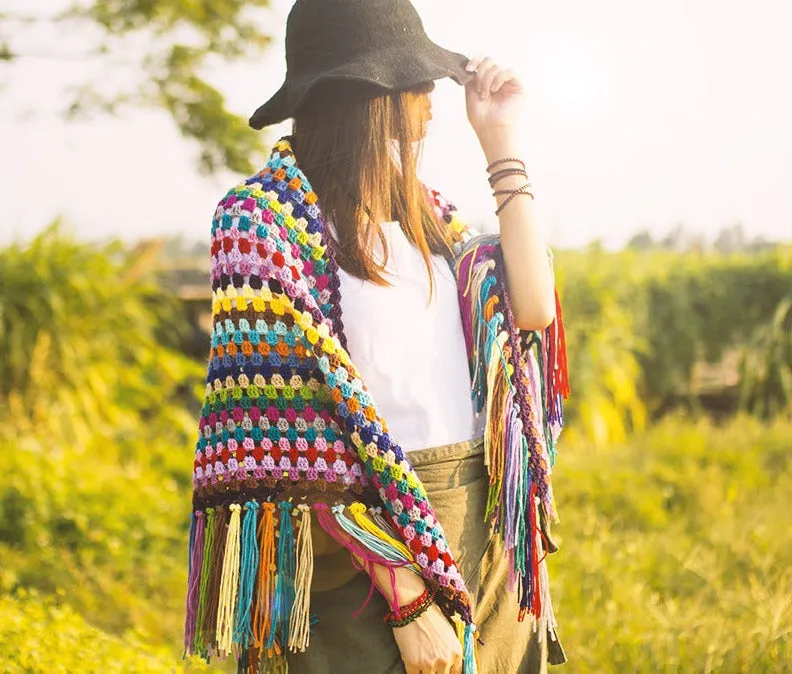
0, 220, 205, 446
153, 45, 264, 174
740, 299, 792, 419
3, 0, 273, 173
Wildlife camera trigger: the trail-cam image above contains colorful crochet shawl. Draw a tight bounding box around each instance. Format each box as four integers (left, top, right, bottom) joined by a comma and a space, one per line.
182, 137, 570, 673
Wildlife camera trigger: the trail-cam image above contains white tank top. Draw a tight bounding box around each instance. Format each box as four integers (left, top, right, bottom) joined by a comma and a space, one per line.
334, 221, 480, 452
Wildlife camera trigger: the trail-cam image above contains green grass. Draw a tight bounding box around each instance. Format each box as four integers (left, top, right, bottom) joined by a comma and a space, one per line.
550, 415, 792, 673
2, 416, 789, 673
0, 590, 178, 674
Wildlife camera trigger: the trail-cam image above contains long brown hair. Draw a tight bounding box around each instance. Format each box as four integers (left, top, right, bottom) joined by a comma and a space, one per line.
291, 80, 454, 298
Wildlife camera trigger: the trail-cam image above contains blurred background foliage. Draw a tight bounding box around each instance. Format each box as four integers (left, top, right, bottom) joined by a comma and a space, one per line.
0, 222, 789, 672
556, 242, 792, 446
0, 0, 272, 173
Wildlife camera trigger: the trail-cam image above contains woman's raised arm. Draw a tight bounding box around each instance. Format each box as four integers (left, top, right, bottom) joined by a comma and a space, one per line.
464, 56, 557, 331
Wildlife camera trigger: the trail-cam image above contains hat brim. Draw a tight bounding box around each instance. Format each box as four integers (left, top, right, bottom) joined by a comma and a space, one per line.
249, 41, 473, 130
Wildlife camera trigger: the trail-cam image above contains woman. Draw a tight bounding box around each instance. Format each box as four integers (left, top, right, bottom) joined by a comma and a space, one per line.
182, 0, 570, 672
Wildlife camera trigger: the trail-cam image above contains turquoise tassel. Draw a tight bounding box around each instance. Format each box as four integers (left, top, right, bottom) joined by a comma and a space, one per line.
514, 451, 529, 577
331, 505, 417, 569
470, 272, 498, 408
267, 501, 296, 649
463, 622, 478, 673
233, 500, 260, 647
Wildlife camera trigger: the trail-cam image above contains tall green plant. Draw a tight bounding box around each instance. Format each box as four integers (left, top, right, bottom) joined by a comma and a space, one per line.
637, 249, 792, 411
556, 244, 792, 438
0, 224, 208, 652
740, 298, 792, 418
0, 219, 204, 448
556, 247, 647, 446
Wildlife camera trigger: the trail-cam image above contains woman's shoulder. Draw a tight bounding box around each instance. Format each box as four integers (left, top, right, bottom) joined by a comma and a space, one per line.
211, 168, 321, 247
211, 137, 319, 234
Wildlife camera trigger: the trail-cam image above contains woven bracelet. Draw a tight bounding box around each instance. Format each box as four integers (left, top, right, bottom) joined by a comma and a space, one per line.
384, 587, 437, 628
383, 586, 430, 623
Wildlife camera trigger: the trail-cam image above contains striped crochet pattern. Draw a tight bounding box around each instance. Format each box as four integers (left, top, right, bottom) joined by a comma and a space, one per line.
183, 137, 569, 673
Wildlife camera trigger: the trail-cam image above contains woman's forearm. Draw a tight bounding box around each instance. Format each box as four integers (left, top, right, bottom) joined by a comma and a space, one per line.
477, 131, 556, 331
363, 556, 427, 609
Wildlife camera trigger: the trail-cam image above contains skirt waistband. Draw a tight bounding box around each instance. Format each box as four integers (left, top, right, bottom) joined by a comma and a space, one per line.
406, 435, 485, 469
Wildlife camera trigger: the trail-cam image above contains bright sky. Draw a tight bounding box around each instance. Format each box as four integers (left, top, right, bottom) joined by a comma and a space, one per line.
1, 0, 790, 249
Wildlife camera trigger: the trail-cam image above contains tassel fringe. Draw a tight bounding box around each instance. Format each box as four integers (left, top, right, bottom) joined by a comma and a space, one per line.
203, 504, 228, 655
217, 503, 242, 656
234, 500, 260, 648
456, 239, 570, 623
348, 502, 414, 562
252, 502, 276, 649
463, 622, 479, 674
193, 507, 215, 657
184, 511, 204, 656
268, 503, 296, 649
287, 505, 313, 653
185, 500, 479, 672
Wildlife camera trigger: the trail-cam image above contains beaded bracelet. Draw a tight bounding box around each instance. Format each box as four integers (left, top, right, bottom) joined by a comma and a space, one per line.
493, 182, 533, 196
495, 183, 535, 216
486, 157, 526, 172
488, 167, 528, 186
383, 586, 437, 628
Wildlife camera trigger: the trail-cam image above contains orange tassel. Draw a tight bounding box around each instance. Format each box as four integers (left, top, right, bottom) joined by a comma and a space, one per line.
252, 502, 277, 648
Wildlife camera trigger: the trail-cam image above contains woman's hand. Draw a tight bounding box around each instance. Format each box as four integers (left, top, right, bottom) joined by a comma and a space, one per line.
392, 602, 464, 674
356, 530, 464, 673
464, 55, 525, 143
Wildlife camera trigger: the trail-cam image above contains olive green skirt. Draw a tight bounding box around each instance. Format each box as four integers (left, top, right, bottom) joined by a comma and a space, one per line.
285, 437, 566, 674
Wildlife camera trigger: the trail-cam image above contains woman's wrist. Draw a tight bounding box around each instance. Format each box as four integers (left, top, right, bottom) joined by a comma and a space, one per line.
384, 585, 438, 627
477, 126, 522, 164
362, 556, 427, 607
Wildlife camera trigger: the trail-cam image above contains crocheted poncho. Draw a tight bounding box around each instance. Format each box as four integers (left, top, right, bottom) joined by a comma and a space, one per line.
182, 137, 570, 673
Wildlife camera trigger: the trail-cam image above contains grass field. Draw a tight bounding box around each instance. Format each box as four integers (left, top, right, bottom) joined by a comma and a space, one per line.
550, 415, 792, 673
1, 415, 789, 672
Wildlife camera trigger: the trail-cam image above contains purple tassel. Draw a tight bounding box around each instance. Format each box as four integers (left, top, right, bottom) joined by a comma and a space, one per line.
456, 248, 477, 355
492, 254, 553, 511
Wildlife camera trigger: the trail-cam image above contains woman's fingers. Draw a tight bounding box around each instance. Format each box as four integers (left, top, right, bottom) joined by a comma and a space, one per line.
392, 603, 464, 674
491, 68, 516, 93
478, 61, 501, 100
474, 56, 494, 96
468, 55, 509, 100
434, 658, 451, 674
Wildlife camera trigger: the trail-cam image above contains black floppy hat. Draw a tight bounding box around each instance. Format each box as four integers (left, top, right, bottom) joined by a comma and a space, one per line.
248, 0, 473, 130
